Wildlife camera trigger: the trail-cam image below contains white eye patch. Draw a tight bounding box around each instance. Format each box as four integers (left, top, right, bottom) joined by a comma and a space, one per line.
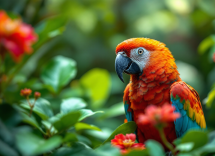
130, 47, 150, 70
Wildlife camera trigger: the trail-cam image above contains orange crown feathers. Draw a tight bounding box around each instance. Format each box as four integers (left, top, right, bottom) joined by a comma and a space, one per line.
115, 38, 167, 57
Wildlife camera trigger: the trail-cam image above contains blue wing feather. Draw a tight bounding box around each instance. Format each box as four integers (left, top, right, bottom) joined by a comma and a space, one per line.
124, 101, 139, 141
124, 102, 133, 122
171, 96, 202, 137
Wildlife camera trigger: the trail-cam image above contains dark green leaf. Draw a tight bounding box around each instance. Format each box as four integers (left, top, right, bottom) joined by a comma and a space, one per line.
52, 142, 97, 156
41, 56, 77, 93
146, 140, 165, 156
77, 134, 92, 146
49, 111, 80, 131
0, 139, 18, 156
21, 112, 45, 134
191, 131, 215, 155
0, 119, 15, 145
15, 130, 62, 156
181, 130, 208, 151
177, 154, 192, 156
0, 104, 22, 127
61, 98, 87, 114
124, 149, 149, 156
63, 133, 78, 143
33, 136, 62, 155
20, 98, 53, 120
103, 121, 137, 144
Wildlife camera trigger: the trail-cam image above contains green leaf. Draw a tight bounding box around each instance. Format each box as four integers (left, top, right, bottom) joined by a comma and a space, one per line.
0, 140, 19, 156
78, 109, 103, 121
124, 149, 149, 156
63, 133, 78, 143
173, 138, 181, 146
49, 111, 81, 131
41, 56, 77, 93
33, 136, 62, 155
176, 142, 194, 152
103, 121, 137, 144
75, 122, 101, 131
181, 130, 208, 151
177, 154, 192, 156
77, 135, 92, 146
80, 68, 111, 109
198, 35, 215, 55
206, 88, 215, 108
61, 98, 87, 114
99, 102, 124, 119
0, 118, 15, 145
95, 143, 121, 156
34, 16, 66, 49
42, 120, 57, 135
191, 131, 215, 155
0, 104, 22, 127
15, 130, 62, 156
145, 140, 165, 156
85, 128, 112, 140
52, 142, 97, 156
20, 112, 45, 134
20, 98, 53, 120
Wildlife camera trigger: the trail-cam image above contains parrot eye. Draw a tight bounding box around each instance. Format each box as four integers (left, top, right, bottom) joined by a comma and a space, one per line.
138, 48, 144, 55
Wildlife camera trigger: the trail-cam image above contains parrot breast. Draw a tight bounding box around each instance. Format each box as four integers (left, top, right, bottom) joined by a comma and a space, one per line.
126, 59, 181, 148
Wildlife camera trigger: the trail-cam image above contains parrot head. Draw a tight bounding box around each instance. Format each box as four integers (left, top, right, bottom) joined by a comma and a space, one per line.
115, 38, 175, 82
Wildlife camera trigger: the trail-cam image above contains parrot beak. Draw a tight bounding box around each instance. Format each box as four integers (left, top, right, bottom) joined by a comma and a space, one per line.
115, 53, 142, 83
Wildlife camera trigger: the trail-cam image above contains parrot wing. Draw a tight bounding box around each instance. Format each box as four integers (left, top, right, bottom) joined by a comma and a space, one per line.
123, 83, 133, 122
170, 81, 207, 137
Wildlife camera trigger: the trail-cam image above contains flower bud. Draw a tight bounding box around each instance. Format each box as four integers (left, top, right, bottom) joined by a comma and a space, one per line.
34, 92, 41, 99
20, 88, 32, 97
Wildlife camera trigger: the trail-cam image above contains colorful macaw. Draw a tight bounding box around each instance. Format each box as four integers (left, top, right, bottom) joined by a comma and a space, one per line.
114, 38, 206, 149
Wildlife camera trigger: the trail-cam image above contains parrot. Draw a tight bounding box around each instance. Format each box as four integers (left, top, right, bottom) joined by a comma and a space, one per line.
114, 38, 206, 150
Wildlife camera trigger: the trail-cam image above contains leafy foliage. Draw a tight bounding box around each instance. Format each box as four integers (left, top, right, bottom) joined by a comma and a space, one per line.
0, 0, 215, 156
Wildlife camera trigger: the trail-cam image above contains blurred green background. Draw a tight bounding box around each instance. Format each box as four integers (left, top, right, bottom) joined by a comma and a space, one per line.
1, 0, 215, 150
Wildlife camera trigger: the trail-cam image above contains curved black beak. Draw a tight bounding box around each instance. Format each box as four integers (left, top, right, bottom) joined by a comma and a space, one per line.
115, 53, 142, 83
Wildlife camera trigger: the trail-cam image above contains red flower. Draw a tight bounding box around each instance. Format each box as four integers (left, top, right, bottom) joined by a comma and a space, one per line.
138, 104, 180, 128
111, 133, 145, 154
20, 88, 32, 97
0, 10, 37, 61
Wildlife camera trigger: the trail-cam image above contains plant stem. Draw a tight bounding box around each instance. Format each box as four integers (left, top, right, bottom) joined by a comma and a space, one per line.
29, 106, 33, 117
158, 128, 175, 155
27, 97, 34, 117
